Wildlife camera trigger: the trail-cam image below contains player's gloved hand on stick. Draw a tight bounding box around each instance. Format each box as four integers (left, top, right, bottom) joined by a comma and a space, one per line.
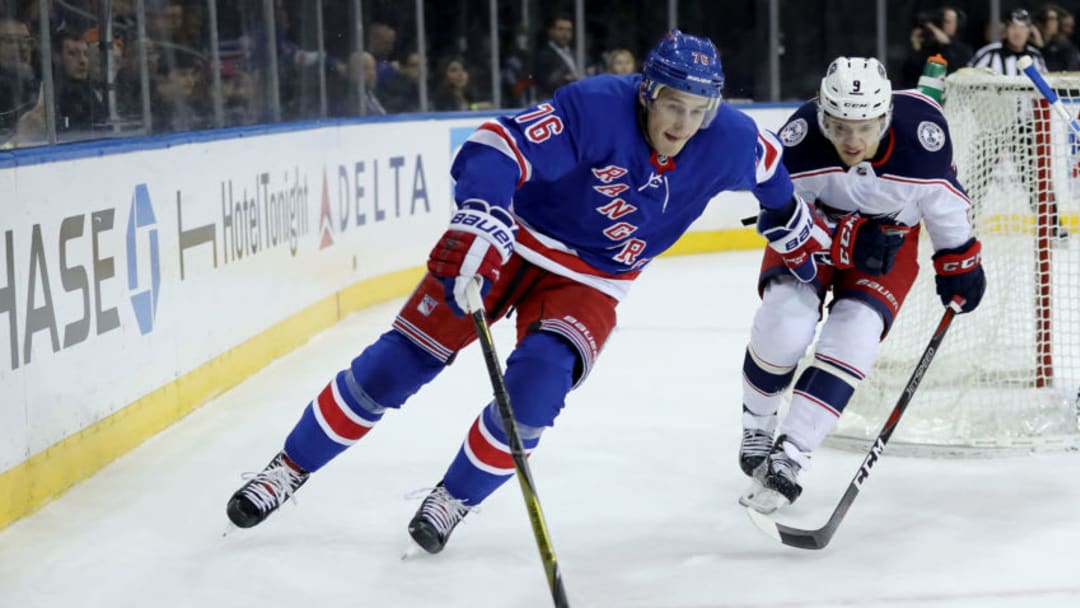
932, 237, 985, 313
427, 199, 517, 317
830, 214, 910, 275
758, 196, 832, 282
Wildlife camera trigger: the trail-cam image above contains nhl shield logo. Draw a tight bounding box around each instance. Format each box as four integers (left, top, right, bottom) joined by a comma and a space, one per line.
917, 121, 945, 152
779, 118, 808, 147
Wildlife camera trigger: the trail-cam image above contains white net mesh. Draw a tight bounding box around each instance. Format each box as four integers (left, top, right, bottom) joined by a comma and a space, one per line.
827, 70, 1080, 456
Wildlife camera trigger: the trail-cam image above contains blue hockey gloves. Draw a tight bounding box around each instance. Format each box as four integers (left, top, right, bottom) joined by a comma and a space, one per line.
427, 199, 516, 316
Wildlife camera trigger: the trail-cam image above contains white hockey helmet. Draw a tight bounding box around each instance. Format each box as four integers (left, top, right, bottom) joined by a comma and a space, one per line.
816, 57, 893, 142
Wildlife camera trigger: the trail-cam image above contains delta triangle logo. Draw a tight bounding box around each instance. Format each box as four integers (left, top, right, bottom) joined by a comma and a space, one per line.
319, 168, 334, 249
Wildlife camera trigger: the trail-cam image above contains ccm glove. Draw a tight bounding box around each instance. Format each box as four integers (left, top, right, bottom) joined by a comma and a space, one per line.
427, 199, 516, 317
932, 237, 985, 313
758, 196, 832, 282
831, 214, 911, 275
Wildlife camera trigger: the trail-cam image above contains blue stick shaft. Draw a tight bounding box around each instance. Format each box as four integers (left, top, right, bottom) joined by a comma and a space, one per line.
1021, 62, 1080, 136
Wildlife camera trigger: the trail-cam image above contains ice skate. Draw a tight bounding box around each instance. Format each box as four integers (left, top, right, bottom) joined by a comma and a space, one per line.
739, 435, 809, 514
739, 406, 776, 477
407, 483, 471, 554
226, 451, 310, 528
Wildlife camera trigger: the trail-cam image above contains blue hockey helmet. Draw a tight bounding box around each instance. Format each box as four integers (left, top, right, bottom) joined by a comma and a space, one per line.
642, 29, 724, 127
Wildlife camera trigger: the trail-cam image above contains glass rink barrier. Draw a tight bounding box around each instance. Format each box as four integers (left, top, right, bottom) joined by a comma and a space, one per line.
0, 0, 1026, 149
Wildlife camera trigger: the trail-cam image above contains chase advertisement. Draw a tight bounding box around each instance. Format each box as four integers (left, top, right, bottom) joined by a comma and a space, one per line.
0, 120, 460, 473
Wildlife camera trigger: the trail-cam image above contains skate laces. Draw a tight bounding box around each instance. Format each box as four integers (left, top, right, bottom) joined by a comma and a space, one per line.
408, 486, 472, 535
239, 457, 307, 513
741, 429, 774, 456
771, 439, 812, 479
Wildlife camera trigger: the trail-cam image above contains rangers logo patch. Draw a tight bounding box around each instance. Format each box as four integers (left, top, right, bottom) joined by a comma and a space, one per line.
418, 294, 439, 316
779, 118, 808, 147
917, 121, 945, 152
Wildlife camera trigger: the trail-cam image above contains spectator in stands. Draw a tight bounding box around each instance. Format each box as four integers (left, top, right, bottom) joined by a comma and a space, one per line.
154, 52, 207, 132
901, 5, 972, 88
604, 48, 636, 75
1035, 4, 1080, 71
116, 37, 161, 120
54, 27, 107, 134
175, 0, 207, 55
431, 55, 490, 112
1062, 9, 1076, 41
146, 2, 183, 42
381, 50, 420, 113
367, 22, 399, 89
533, 14, 579, 99
0, 17, 39, 135
342, 50, 386, 116
20, 0, 101, 36
111, 0, 138, 32
219, 55, 257, 126
272, 0, 346, 120
500, 27, 533, 108
83, 26, 124, 86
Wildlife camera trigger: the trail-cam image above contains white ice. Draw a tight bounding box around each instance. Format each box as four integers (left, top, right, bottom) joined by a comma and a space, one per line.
2, 251, 1080, 608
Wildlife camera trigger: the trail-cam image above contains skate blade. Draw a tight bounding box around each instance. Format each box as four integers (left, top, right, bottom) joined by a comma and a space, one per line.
738, 479, 790, 515
400, 536, 428, 561
221, 521, 242, 538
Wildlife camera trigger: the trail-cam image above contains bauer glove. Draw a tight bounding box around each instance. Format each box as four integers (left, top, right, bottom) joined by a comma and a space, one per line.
427, 199, 516, 317
758, 196, 832, 282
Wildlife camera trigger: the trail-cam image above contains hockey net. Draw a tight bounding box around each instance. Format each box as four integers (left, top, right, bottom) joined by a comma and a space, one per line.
827, 69, 1080, 456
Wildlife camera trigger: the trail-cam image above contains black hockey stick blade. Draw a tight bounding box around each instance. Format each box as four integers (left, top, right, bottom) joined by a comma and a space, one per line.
745, 300, 962, 550
745, 481, 861, 550
746, 507, 831, 550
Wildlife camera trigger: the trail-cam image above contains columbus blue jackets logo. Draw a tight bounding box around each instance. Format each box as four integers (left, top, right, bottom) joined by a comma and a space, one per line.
917, 121, 945, 152
779, 118, 808, 147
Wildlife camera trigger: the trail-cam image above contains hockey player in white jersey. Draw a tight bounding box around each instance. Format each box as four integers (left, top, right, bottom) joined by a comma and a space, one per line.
739, 57, 986, 514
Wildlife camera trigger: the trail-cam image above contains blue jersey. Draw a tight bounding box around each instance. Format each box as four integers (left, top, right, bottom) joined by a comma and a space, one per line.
452, 74, 792, 300
778, 90, 973, 251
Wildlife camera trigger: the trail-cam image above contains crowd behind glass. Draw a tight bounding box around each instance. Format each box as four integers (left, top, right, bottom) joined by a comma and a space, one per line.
4, 0, 1080, 150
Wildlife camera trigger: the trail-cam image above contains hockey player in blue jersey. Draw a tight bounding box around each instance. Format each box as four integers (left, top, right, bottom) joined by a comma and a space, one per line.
738, 57, 987, 514
224, 29, 810, 553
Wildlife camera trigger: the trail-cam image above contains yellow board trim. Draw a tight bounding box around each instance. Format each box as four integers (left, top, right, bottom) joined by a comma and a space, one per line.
0, 228, 757, 530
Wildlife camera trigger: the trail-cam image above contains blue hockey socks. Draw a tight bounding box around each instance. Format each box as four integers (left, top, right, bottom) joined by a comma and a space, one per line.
284, 330, 444, 472
442, 333, 575, 505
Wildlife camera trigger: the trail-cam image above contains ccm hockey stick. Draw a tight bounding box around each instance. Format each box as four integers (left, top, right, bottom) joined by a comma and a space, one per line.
746, 298, 963, 550
1018, 55, 1080, 136
464, 279, 571, 608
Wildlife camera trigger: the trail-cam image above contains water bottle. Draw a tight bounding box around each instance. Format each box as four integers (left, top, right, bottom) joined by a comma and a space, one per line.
917, 53, 948, 103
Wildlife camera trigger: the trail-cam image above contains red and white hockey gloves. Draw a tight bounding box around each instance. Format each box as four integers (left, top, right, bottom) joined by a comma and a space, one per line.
830, 214, 911, 276
758, 196, 831, 282
427, 199, 516, 317
932, 237, 985, 313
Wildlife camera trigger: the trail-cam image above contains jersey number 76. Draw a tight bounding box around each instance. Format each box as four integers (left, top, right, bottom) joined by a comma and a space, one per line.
514, 103, 565, 144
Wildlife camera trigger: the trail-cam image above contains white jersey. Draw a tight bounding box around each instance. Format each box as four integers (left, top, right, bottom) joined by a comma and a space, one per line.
776, 90, 974, 252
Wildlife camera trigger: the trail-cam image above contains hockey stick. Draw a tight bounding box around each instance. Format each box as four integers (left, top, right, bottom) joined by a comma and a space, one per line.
464, 279, 571, 608
1019, 55, 1080, 137
746, 298, 963, 550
